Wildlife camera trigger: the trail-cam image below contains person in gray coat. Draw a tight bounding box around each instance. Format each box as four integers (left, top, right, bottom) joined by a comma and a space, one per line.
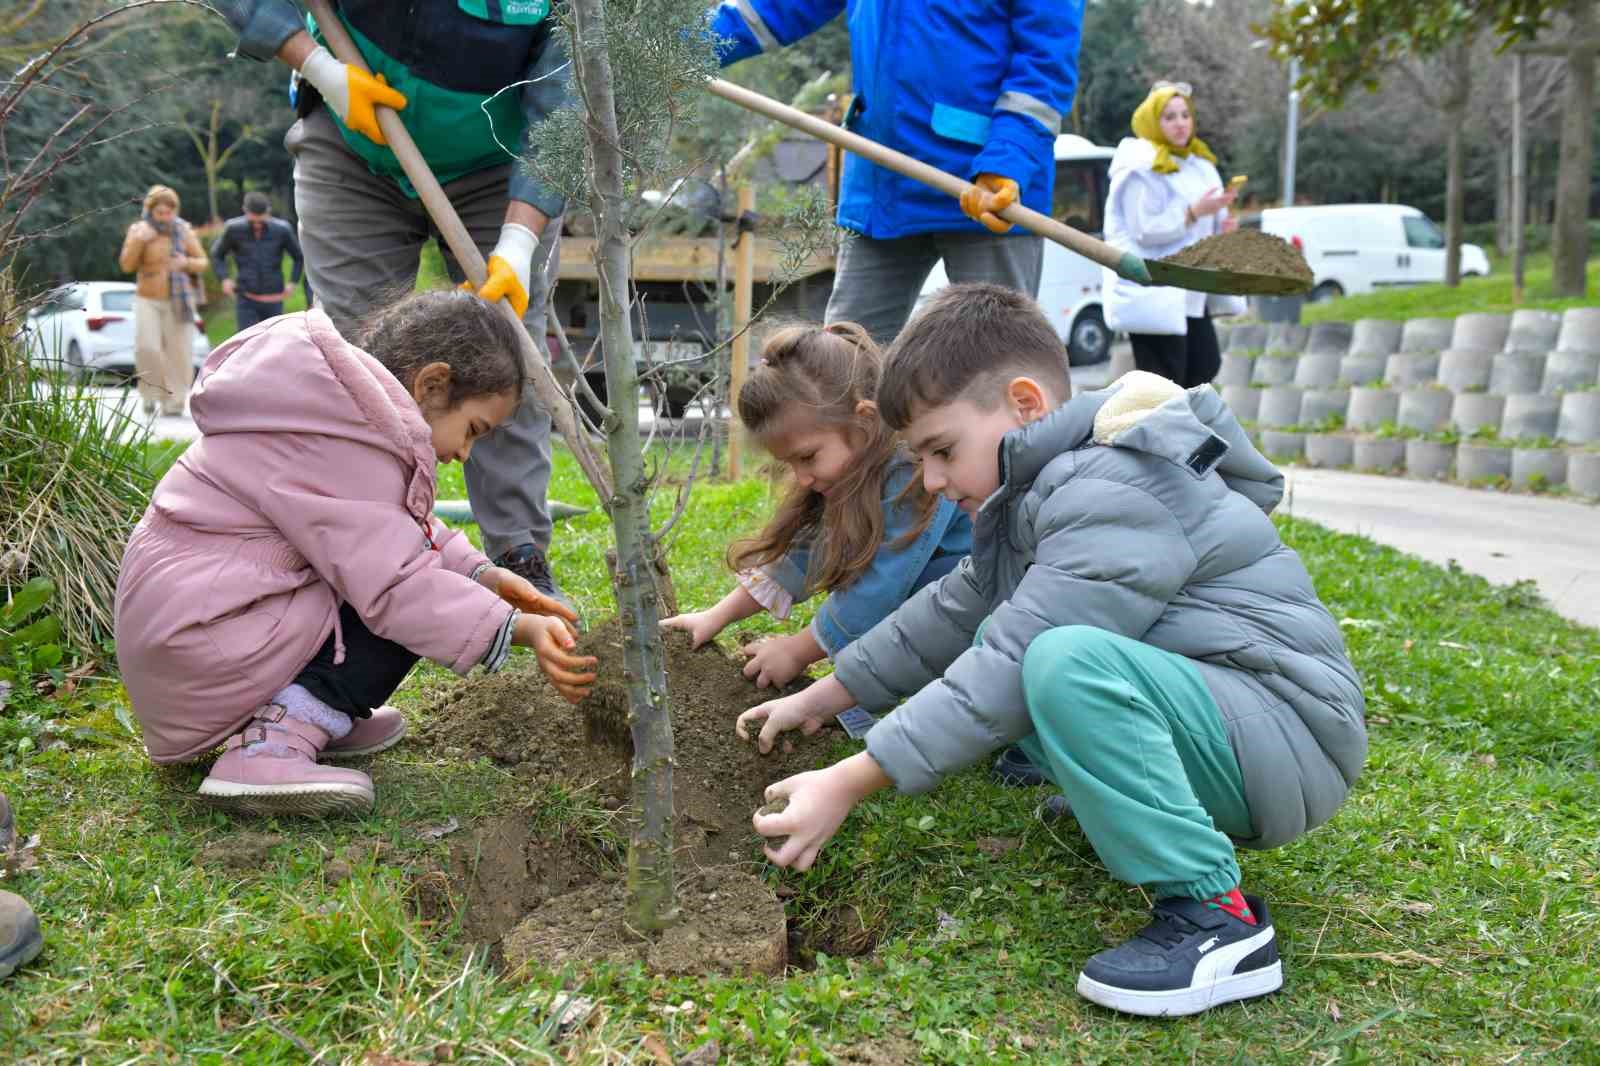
738, 283, 1367, 1019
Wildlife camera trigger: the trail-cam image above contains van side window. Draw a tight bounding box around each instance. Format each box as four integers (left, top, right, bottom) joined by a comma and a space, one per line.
1053, 159, 1109, 234
1403, 216, 1445, 249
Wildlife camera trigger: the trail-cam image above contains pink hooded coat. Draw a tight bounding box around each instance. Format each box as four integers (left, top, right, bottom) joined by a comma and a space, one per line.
115, 309, 515, 764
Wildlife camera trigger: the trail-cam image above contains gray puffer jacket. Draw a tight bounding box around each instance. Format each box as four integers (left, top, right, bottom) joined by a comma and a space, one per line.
834, 372, 1367, 849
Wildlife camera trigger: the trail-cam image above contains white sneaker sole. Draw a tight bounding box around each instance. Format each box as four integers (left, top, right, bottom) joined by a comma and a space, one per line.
197, 779, 374, 818
1077, 959, 1283, 1017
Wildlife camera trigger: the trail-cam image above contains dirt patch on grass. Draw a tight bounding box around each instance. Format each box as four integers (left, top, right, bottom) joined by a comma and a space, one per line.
413, 625, 850, 975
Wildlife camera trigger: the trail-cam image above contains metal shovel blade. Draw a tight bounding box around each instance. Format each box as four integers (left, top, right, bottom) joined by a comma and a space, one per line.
1144, 258, 1312, 296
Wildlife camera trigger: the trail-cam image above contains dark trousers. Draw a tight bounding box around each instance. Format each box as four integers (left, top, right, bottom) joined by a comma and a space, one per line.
1129, 316, 1221, 389
294, 603, 419, 719
235, 297, 284, 331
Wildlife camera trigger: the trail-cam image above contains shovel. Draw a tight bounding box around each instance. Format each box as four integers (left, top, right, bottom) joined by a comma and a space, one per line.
707, 78, 1309, 297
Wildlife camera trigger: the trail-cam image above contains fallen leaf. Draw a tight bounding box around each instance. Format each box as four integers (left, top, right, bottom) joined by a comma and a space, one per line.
975, 836, 1022, 859
1477, 753, 1497, 769
641, 1033, 673, 1065
547, 992, 596, 1037
2, 833, 41, 876
1396, 900, 1435, 915
418, 817, 460, 841
1328, 999, 1342, 1023
676, 1039, 721, 1066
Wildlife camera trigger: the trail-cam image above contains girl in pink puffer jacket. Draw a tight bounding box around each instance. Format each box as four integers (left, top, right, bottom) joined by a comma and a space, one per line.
114, 291, 596, 817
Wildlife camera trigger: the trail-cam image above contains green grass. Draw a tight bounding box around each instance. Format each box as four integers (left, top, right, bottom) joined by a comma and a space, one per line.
2, 446, 1598, 1062
1301, 250, 1600, 323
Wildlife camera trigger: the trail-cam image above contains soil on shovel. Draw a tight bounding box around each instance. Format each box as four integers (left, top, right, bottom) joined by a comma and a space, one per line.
412, 625, 840, 975
1160, 228, 1314, 287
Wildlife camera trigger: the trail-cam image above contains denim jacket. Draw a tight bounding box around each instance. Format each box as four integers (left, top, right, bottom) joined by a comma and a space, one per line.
764, 457, 972, 657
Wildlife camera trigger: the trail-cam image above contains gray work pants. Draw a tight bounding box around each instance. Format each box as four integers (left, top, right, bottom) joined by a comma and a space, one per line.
286, 107, 557, 558
824, 230, 1045, 345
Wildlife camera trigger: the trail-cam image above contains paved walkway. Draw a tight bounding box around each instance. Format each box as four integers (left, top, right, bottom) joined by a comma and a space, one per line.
1282, 467, 1600, 629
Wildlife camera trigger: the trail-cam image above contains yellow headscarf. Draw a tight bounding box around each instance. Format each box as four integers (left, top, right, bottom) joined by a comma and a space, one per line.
1131, 84, 1217, 175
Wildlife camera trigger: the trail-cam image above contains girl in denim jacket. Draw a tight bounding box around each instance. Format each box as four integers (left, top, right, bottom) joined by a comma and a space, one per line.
662, 323, 971, 699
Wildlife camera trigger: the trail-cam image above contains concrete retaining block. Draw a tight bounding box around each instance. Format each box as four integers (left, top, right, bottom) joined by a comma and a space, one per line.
1566, 450, 1600, 496
1489, 354, 1546, 396
1349, 318, 1403, 357
1220, 384, 1260, 421
1306, 321, 1354, 355
1259, 430, 1305, 460
1293, 352, 1343, 388
1450, 393, 1505, 435
1303, 432, 1355, 468
1557, 391, 1600, 444
1339, 353, 1386, 385
1299, 388, 1351, 427
1501, 393, 1561, 440
1399, 316, 1453, 353
1511, 447, 1568, 489
1352, 436, 1406, 473
1505, 309, 1561, 354
1540, 350, 1600, 394
1384, 352, 1441, 387
1450, 312, 1510, 353
1213, 352, 1255, 387
1265, 323, 1311, 354
1251, 355, 1300, 386
1405, 439, 1456, 480
1397, 387, 1453, 432
1346, 387, 1400, 430
1226, 324, 1267, 352
1456, 443, 1513, 483
1555, 307, 1600, 355
1257, 385, 1305, 428
1436, 349, 1493, 392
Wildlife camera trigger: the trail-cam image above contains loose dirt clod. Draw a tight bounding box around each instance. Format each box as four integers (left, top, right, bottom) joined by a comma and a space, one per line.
194, 832, 285, 872
1160, 229, 1313, 287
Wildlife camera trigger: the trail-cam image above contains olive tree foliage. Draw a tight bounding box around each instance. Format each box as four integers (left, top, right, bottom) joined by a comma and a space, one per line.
526, 0, 830, 932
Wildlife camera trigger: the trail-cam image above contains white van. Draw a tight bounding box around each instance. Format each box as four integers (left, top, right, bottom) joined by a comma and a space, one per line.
919, 134, 1115, 364
1246, 204, 1490, 301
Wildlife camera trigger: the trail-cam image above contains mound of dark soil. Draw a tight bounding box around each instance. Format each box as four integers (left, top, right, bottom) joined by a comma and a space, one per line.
413, 625, 848, 975
1161, 228, 1314, 287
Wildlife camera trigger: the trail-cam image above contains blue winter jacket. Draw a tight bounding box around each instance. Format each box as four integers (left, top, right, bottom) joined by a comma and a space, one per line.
711, 0, 1083, 239
763, 457, 971, 657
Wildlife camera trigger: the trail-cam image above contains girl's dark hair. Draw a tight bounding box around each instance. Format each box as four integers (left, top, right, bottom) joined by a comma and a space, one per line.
728, 321, 939, 594
356, 289, 526, 405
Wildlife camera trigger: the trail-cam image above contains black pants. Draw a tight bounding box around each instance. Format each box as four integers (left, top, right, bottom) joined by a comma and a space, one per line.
1129, 316, 1221, 389
294, 603, 419, 719
235, 297, 284, 331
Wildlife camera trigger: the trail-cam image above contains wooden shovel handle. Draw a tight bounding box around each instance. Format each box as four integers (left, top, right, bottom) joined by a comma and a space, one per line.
706, 78, 1138, 278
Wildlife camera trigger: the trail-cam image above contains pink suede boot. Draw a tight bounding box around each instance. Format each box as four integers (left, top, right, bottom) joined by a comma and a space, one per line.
321, 705, 407, 760
199, 704, 374, 817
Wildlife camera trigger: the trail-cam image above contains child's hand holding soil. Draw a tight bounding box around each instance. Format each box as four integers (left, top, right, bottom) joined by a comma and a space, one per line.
515, 614, 597, 704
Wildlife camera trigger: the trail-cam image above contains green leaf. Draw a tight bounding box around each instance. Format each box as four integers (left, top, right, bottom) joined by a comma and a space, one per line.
1, 577, 55, 628
13, 615, 61, 649
31, 644, 62, 670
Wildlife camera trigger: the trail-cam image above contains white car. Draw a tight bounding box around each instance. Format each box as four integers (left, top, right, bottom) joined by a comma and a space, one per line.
23, 281, 210, 381
1245, 204, 1491, 302
919, 134, 1116, 365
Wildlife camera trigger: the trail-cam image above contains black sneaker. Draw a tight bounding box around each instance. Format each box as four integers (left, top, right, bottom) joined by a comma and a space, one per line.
494, 544, 575, 614
991, 745, 1050, 787
1076, 894, 1282, 1017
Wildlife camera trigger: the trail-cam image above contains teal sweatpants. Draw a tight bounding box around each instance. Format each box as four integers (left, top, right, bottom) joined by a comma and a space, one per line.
1015, 625, 1251, 900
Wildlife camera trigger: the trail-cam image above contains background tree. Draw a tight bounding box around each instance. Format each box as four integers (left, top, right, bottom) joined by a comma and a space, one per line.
1262, 0, 1595, 296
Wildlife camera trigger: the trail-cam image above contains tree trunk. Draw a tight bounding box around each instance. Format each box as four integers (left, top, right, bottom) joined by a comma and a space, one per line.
1553, 0, 1596, 297
1495, 144, 1510, 258
568, 0, 677, 934
207, 101, 222, 225
1442, 42, 1471, 288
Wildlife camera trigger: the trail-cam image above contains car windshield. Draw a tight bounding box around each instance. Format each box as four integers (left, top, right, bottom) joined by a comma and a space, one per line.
1403, 215, 1445, 249
100, 290, 135, 311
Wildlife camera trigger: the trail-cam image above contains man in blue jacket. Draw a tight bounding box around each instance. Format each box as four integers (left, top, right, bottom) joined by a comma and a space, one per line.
213, 0, 573, 604
210, 191, 305, 333
711, 0, 1082, 343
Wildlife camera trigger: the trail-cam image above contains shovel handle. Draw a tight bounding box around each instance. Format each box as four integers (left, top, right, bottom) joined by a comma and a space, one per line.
303, 0, 489, 288
706, 78, 1151, 284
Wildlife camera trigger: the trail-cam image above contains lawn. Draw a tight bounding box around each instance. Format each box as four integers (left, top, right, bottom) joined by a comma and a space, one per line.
1, 445, 1597, 1063
1300, 249, 1600, 323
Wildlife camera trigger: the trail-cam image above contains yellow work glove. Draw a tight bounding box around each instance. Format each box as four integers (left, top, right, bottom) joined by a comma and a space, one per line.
468, 222, 538, 318
959, 173, 1020, 234
299, 45, 407, 146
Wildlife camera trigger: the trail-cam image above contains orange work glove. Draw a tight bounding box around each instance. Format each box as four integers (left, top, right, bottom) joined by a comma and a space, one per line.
461, 223, 537, 318
959, 173, 1020, 234
516, 613, 598, 703
298, 45, 408, 146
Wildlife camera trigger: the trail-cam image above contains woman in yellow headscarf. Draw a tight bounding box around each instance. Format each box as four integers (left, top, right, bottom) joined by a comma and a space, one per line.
1101, 81, 1243, 387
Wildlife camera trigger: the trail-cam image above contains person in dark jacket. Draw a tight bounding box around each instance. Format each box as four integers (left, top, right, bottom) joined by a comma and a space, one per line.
211, 0, 574, 605
739, 284, 1367, 1018
711, 0, 1082, 344
210, 191, 305, 332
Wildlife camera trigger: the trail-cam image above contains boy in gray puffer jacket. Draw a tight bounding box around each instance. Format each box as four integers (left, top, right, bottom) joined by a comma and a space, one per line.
739, 283, 1366, 1018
